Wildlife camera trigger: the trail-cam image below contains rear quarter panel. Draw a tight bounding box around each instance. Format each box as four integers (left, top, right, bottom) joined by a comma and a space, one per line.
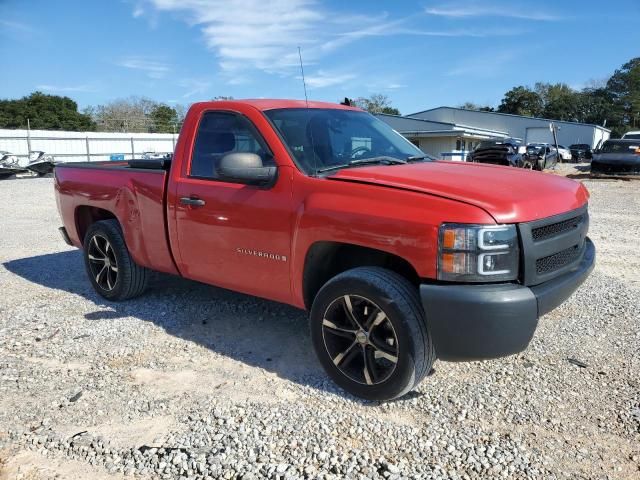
55, 164, 178, 275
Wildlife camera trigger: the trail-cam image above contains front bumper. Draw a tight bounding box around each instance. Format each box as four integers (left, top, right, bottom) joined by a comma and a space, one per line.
591, 158, 640, 176
420, 237, 595, 361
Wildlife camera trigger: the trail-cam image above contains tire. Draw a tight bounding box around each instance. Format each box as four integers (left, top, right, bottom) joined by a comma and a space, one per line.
309, 267, 435, 401
83, 219, 148, 301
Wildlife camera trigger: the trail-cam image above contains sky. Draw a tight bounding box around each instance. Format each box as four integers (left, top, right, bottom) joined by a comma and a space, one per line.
1, 0, 639, 114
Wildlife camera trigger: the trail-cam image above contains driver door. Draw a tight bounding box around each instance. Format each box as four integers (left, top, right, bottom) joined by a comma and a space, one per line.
173, 110, 294, 304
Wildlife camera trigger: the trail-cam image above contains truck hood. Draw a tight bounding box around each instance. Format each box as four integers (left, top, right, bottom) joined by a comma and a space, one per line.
328, 161, 589, 223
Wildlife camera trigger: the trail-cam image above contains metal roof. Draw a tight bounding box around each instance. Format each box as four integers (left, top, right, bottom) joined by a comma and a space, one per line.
407, 106, 611, 132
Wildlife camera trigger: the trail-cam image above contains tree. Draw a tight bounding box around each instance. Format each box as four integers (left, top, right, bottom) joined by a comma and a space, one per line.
149, 104, 179, 133
606, 57, 640, 133
497, 86, 543, 117
353, 94, 400, 115
459, 102, 494, 112
87, 96, 159, 132
535, 82, 581, 121
0, 91, 96, 131
577, 88, 619, 128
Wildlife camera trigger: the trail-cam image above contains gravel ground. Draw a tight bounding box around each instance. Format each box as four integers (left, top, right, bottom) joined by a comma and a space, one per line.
0, 169, 639, 480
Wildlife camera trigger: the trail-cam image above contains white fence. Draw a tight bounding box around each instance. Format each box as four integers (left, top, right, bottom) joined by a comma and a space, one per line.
0, 129, 178, 166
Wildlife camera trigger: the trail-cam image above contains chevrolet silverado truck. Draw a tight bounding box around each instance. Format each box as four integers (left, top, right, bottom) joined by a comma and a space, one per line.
55, 100, 595, 400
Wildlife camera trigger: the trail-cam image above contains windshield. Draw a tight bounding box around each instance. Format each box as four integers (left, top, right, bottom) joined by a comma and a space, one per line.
601, 141, 640, 153
623, 133, 640, 139
570, 144, 589, 149
264, 108, 429, 175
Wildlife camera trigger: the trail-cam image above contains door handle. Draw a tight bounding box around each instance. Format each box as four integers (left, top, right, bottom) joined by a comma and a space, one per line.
180, 196, 206, 207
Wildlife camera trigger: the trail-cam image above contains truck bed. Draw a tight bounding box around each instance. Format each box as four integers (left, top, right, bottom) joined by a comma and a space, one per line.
54, 160, 178, 275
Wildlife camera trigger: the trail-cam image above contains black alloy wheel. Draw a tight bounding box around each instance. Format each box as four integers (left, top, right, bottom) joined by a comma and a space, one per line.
87, 234, 118, 291
321, 294, 399, 386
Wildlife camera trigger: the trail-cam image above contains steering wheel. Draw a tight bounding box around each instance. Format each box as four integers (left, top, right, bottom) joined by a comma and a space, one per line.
350, 146, 372, 159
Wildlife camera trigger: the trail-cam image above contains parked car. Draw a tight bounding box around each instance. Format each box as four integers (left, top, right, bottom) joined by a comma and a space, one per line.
466, 137, 523, 167
569, 144, 593, 162
591, 139, 640, 176
523, 143, 559, 170
55, 99, 595, 401
621, 130, 640, 140
554, 145, 573, 162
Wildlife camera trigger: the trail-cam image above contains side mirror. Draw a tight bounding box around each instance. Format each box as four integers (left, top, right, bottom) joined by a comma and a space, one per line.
218, 153, 277, 186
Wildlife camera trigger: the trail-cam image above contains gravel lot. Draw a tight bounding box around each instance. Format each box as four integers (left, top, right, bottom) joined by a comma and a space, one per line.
1, 168, 639, 480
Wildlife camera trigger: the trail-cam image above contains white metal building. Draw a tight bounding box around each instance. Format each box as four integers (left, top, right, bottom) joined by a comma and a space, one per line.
377, 107, 611, 160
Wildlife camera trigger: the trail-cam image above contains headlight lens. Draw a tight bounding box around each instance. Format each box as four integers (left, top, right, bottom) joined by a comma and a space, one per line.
438, 224, 519, 282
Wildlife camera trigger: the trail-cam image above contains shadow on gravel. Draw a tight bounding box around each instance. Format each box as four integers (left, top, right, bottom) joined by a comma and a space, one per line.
3, 250, 339, 396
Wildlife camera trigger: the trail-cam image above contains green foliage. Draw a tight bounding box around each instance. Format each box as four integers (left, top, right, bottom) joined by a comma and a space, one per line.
606, 57, 640, 133
497, 86, 544, 117
149, 105, 179, 133
0, 91, 96, 131
491, 59, 640, 136
535, 82, 581, 121
459, 102, 494, 112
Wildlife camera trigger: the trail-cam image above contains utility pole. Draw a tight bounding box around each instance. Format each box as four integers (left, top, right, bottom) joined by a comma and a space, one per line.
26, 118, 32, 159
550, 122, 561, 163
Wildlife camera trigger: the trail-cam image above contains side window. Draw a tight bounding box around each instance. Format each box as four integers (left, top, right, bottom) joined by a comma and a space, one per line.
190, 112, 273, 179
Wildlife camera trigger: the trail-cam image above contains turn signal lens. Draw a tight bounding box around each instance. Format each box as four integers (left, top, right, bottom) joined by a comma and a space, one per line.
441, 252, 475, 275
442, 228, 476, 250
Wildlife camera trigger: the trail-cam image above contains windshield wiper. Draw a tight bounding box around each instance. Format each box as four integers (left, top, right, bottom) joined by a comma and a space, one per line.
406, 154, 433, 162
316, 156, 407, 174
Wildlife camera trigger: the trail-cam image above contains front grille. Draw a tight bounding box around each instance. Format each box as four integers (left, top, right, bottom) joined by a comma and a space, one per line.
518, 205, 589, 286
532, 213, 585, 242
536, 244, 582, 274
591, 162, 640, 175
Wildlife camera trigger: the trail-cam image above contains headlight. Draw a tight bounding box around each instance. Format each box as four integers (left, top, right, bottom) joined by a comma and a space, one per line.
438, 224, 519, 282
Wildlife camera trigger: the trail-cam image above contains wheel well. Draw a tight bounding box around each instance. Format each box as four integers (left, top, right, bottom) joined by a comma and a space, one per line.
75, 206, 117, 243
302, 242, 420, 310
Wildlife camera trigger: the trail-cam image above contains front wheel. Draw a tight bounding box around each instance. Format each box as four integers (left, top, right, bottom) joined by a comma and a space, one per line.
83, 219, 149, 301
310, 267, 435, 401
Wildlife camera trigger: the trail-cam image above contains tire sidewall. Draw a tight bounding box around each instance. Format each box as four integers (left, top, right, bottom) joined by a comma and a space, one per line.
310, 272, 422, 401
83, 221, 129, 300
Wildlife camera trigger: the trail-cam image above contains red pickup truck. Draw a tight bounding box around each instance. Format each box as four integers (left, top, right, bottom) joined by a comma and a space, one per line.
55, 99, 595, 400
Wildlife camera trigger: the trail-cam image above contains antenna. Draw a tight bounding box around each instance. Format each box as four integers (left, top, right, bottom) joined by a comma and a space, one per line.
298, 46, 317, 175
298, 46, 309, 107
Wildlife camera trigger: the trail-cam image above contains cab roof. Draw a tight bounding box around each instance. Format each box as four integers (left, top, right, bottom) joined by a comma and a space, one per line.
191, 99, 361, 112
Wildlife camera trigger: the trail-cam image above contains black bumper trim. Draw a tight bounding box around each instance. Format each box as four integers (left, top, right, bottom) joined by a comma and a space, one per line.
420, 238, 595, 362
58, 226, 73, 246
531, 238, 595, 316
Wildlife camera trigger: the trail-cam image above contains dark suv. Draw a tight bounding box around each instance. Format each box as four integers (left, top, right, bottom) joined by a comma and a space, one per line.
466, 138, 523, 167
569, 144, 593, 162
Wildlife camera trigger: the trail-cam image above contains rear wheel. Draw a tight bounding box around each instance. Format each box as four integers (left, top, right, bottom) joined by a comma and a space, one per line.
310, 267, 435, 401
83, 220, 148, 300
